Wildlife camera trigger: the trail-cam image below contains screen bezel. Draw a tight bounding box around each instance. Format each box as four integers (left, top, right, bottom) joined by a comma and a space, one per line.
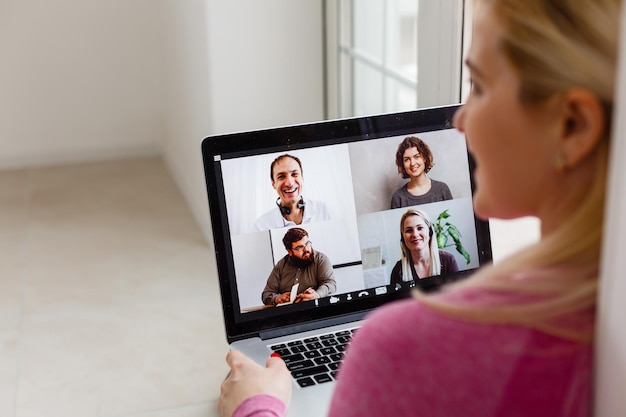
202, 105, 493, 343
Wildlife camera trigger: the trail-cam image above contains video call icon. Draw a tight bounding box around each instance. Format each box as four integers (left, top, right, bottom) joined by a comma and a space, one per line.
375, 286, 387, 295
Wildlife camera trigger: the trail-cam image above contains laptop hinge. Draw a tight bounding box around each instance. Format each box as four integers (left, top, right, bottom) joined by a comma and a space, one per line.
258, 311, 369, 341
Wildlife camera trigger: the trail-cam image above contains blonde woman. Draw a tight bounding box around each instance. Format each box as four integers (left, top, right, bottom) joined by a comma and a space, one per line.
218, 0, 620, 416
390, 208, 459, 287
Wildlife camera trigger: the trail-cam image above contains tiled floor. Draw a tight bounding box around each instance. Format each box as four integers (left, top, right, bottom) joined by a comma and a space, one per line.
0, 157, 229, 417
0, 156, 539, 417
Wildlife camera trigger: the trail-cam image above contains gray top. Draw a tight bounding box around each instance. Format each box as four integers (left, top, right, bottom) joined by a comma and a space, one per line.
262, 251, 337, 305
390, 250, 460, 286
390, 179, 453, 209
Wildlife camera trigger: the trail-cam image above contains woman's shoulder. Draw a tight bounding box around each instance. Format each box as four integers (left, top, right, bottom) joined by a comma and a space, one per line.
360, 297, 444, 335
438, 249, 456, 261
349, 284, 594, 389
430, 178, 450, 188
391, 183, 409, 196
429, 178, 452, 197
438, 249, 460, 272
389, 260, 403, 285
355, 292, 487, 349
334, 288, 593, 417
360, 282, 593, 344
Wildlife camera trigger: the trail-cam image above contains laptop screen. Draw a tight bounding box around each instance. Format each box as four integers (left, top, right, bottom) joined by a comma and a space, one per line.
202, 105, 492, 342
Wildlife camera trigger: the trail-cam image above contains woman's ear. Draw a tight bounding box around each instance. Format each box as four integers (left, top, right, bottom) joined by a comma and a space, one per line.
559, 88, 606, 169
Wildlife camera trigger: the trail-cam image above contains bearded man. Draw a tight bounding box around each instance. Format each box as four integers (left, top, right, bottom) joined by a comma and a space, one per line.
262, 227, 337, 305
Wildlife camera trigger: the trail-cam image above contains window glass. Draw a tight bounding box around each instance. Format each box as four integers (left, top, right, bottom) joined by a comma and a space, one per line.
353, 0, 384, 61
385, 77, 417, 113
386, 0, 418, 82
354, 60, 384, 116
327, 0, 465, 119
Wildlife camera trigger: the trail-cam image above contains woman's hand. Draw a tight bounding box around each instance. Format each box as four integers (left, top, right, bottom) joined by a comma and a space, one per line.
218, 350, 292, 417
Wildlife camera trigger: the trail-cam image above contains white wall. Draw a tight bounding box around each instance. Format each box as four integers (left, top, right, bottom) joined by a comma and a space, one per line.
0, 0, 325, 246
0, 0, 164, 168
160, 0, 326, 243
158, 0, 213, 245
206, 1, 325, 134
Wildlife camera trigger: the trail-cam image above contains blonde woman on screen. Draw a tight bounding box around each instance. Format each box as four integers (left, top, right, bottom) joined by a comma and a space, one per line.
218, 0, 620, 415
389, 208, 459, 286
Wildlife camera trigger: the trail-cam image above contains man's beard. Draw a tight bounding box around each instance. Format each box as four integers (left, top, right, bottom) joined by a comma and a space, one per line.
290, 250, 314, 268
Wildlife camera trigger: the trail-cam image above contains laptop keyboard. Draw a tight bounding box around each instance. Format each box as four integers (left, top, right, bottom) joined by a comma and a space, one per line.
269, 327, 359, 388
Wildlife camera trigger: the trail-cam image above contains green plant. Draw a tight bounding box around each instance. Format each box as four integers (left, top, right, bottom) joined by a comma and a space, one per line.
434, 209, 470, 264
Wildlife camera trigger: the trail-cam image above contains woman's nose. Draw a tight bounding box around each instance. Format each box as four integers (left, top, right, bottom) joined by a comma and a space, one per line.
453, 105, 465, 132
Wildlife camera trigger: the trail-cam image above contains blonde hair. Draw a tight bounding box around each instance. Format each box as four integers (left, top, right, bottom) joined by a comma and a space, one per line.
399, 208, 441, 279
417, 0, 620, 341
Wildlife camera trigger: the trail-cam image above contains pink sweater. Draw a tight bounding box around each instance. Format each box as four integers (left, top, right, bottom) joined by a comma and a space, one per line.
233, 286, 593, 417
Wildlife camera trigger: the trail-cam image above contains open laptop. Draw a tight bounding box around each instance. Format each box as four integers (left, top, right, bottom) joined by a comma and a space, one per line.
201, 104, 493, 416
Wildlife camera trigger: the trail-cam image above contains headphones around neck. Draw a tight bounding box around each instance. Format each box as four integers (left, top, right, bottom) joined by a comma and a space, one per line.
276, 197, 305, 215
